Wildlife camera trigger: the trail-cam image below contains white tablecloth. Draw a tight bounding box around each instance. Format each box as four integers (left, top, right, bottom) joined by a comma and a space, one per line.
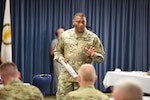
103, 71, 150, 94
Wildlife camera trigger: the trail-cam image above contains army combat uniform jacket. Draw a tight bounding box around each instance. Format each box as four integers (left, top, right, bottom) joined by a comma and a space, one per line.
65, 85, 109, 100
54, 28, 105, 82
0, 80, 44, 100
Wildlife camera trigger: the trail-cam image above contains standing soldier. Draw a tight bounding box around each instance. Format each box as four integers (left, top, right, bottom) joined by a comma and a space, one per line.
54, 12, 105, 100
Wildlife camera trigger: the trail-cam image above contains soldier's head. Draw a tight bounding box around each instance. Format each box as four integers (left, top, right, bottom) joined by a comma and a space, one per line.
73, 12, 86, 33
77, 64, 97, 86
0, 62, 20, 86
112, 79, 143, 100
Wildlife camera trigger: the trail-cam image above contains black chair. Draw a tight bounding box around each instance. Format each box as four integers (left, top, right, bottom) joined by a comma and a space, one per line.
32, 74, 52, 96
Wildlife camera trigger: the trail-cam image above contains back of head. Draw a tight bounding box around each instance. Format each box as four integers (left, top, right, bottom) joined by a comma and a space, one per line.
113, 79, 143, 100
78, 64, 96, 83
0, 62, 18, 79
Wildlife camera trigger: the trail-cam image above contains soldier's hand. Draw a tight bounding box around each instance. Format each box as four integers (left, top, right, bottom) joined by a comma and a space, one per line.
59, 57, 68, 63
85, 46, 96, 57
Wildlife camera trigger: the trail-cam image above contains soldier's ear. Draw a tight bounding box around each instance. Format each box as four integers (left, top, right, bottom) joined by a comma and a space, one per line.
72, 20, 75, 26
1, 76, 6, 86
77, 75, 81, 82
18, 71, 21, 79
94, 75, 97, 83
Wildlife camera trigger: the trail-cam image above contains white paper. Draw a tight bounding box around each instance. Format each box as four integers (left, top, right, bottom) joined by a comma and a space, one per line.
60, 61, 78, 78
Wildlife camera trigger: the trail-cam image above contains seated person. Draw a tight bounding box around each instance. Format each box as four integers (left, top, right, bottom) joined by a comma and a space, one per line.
112, 79, 143, 100
65, 64, 109, 100
0, 62, 44, 100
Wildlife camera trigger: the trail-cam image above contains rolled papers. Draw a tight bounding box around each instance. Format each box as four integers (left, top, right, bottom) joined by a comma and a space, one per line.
60, 61, 78, 78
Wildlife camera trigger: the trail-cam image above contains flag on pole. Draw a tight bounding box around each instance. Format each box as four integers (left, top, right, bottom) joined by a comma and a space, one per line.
1, 0, 12, 63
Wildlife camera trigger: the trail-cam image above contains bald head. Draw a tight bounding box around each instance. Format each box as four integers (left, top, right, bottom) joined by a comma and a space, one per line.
113, 79, 143, 100
78, 64, 97, 85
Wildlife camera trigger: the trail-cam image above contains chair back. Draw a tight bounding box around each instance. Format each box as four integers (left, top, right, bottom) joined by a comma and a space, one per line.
32, 74, 52, 96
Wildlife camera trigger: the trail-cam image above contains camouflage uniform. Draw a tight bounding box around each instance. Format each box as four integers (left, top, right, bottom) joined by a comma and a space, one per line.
65, 85, 109, 100
0, 80, 44, 100
54, 28, 105, 100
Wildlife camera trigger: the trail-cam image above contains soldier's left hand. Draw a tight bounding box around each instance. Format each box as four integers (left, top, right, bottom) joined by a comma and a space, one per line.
85, 46, 96, 57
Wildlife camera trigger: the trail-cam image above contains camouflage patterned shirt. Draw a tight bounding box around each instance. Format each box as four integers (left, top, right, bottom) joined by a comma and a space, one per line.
0, 80, 44, 100
65, 85, 109, 100
54, 28, 104, 81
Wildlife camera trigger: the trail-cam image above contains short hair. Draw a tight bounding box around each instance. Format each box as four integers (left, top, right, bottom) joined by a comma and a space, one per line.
73, 12, 86, 20
0, 62, 18, 78
78, 64, 96, 82
113, 79, 143, 100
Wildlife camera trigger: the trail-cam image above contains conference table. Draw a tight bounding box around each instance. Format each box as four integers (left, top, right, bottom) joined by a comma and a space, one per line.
103, 71, 150, 94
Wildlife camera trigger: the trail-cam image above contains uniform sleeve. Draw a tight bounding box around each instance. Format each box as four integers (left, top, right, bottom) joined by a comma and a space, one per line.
65, 92, 76, 100
92, 35, 105, 63
54, 36, 64, 62
64, 93, 71, 100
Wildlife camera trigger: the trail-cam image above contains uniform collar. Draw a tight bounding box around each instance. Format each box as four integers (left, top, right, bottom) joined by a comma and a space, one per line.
7, 80, 22, 86
79, 85, 95, 89
73, 28, 88, 39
